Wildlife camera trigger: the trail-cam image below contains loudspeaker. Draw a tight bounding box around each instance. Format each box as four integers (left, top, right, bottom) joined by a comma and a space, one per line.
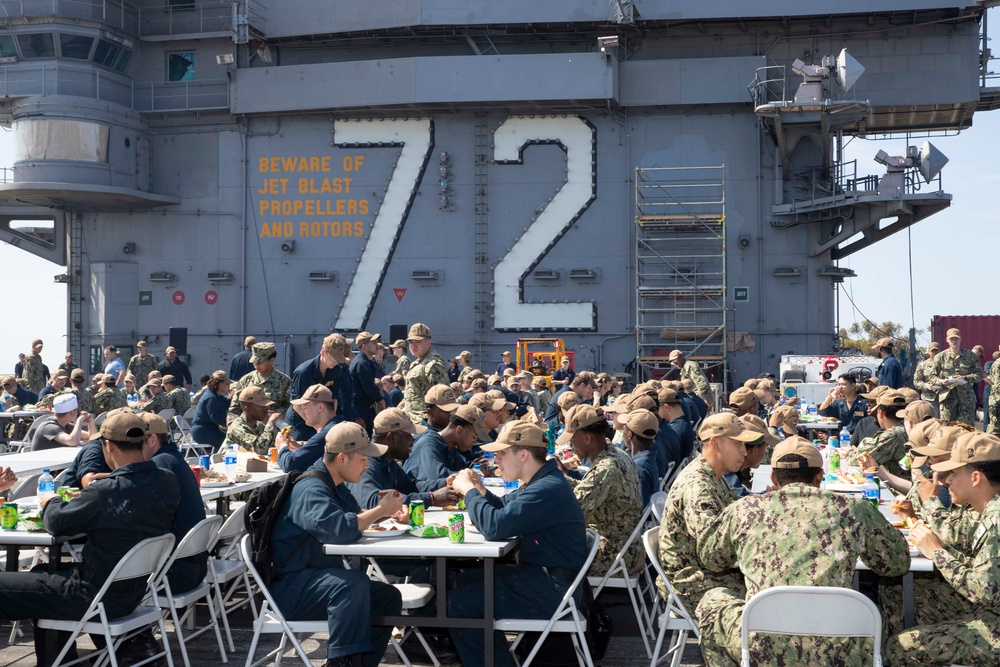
169, 327, 188, 355
389, 324, 407, 345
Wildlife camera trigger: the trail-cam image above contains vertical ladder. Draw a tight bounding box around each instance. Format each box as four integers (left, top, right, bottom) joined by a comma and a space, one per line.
473, 113, 490, 363
67, 210, 84, 363
635, 165, 727, 380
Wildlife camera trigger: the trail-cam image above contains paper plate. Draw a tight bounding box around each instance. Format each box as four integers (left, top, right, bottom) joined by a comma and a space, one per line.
200, 481, 234, 488
363, 524, 409, 538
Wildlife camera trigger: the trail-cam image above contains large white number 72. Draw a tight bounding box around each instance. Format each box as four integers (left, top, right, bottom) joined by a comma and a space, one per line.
493, 116, 597, 331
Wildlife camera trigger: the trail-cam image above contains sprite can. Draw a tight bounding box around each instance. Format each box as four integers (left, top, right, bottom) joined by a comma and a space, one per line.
409, 500, 425, 528
1, 502, 17, 530
448, 513, 465, 543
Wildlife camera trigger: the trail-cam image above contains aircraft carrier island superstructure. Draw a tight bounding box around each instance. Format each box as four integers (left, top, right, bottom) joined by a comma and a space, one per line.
0, 1, 995, 383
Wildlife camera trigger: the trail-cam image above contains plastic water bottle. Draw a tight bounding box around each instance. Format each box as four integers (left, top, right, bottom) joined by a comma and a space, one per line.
807, 402, 817, 418
839, 426, 850, 447
37, 469, 56, 495
224, 444, 238, 478
862, 474, 879, 508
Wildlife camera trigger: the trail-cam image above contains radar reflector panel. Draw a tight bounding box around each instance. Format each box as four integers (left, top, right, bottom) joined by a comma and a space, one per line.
918, 141, 949, 183
835, 49, 865, 92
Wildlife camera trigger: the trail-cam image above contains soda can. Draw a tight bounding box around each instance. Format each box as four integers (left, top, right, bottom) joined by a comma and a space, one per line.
268, 447, 278, 464
1, 502, 17, 530
448, 513, 465, 543
190, 466, 202, 488
409, 500, 425, 528
199, 455, 212, 470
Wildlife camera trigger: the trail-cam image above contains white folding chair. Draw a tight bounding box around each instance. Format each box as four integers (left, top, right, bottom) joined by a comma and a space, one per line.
37, 534, 176, 667
642, 527, 699, 667
183, 407, 197, 420
589, 505, 655, 657
93, 412, 108, 428
207, 504, 255, 652
657, 461, 676, 493
497, 528, 601, 667
158, 409, 176, 422
171, 415, 192, 443
649, 492, 667, 524
8, 472, 41, 500
364, 558, 439, 667
152, 516, 228, 667
664, 456, 690, 492
740, 586, 883, 667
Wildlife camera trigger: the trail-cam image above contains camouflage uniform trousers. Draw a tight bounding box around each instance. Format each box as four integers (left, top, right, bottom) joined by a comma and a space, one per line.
697, 586, 875, 667
885, 612, 1000, 667
21, 353, 45, 394
879, 573, 972, 641
401, 351, 448, 425
126, 355, 158, 387
940, 387, 977, 426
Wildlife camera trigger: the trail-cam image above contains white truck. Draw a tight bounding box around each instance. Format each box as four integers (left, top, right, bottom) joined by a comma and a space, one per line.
777, 354, 882, 405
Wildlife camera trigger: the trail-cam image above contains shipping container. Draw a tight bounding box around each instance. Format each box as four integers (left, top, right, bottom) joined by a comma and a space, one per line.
930, 315, 1000, 407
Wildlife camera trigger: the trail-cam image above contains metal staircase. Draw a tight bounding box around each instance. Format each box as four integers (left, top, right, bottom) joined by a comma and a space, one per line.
635, 166, 727, 378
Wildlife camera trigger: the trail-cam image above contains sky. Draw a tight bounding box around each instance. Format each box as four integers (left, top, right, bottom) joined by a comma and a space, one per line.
0, 40, 997, 363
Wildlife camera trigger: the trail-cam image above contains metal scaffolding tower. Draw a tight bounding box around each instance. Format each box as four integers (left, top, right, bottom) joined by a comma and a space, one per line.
635, 165, 727, 378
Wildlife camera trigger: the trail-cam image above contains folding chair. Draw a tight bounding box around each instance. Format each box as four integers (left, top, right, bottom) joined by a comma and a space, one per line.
740, 586, 883, 667
663, 456, 690, 492
152, 516, 228, 667
36, 533, 176, 667
171, 415, 192, 444
93, 412, 108, 428
497, 528, 601, 667
658, 461, 676, 493
8, 472, 41, 500
364, 558, 439, 667
589, 506, 655, 657
649, 492, 667, 524
642, 527, 699, 667
183, 407, 197, 420
158, 409, 176, 422
206, 504, 255, 652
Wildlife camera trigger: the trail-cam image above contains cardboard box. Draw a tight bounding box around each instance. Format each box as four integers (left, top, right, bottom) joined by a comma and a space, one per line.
238, 452, 268, 473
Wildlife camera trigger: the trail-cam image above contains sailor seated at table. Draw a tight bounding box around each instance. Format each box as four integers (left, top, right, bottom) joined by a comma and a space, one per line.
224, 386, 281, 456
884, 431, 1000, 667
867, 424, 981, 636
621, 409, 660, 507
141, 412, 208, 594
0, 412, 179, 667
817, 372, 868, 434
0, 467, 16, 498
30, 393, 92, 452
449, 420, 588, 667
722, 415, 778, 497
276, 384, 342, 473
696, 436, 910, 667
403, 405, 488, 492
844, 390, 910, 479
349, 407, 459, 511
270, 422, 404, 667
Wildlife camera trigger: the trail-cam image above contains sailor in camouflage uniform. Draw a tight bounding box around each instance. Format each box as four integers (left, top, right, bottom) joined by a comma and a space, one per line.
138, 378, 172, 414
844, 390, 910, 479
138, 370, 161, 401
658, 413, 758, 612
885, 431, 1000, 666
21, 339, 45, 394
161, 375, 191, 416
400, 324, 449, 425
456, 350, 474, 384
227, 342, 291, 420
668, 349, 712, 405
987, 349, 1000, 437
697, 436, 910, 667
391, 339, 411, 377
913, 341, 941, 415
93, 375, 128, 414
68, 368, 95, 415
126, 340, 158, 388
557, 404, 643, 576
930, 328, 984, 426
223, 386, 280, 455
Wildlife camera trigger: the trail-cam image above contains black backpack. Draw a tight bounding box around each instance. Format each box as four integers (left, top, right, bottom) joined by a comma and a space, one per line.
243, 468, 332, 585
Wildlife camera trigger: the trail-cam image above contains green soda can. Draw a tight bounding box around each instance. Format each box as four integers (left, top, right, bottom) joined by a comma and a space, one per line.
448, 513, 465, 543
409, 500, 425, 528
1, 502, 17, 530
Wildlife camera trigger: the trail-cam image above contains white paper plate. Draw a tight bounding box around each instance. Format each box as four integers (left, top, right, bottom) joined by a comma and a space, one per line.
363, 522, 410, 538
201, 481, 234, 488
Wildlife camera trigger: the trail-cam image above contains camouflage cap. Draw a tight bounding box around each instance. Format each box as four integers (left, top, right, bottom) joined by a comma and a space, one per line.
291, 384, 336, 405
772, 436, 823, 469
239, 385, 275, 407
406, 323, 431, 342
325, 422, 386, 457
699, 412, 761, 443
623, 410, 659, 440
481, 420, 546, 452
251, 342, 276, 364
453, 404, 491, 441
425, 384, 460, 411
373, 407, 426, 435
932, 431, 1000, 472
556, 405, 606, 445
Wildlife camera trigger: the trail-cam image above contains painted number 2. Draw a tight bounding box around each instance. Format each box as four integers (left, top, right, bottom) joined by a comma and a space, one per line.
493, 116, 597, 331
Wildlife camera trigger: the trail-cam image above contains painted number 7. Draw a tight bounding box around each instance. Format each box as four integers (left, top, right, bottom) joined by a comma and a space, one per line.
493, 116, 597, 331
333, 118, 433, 331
